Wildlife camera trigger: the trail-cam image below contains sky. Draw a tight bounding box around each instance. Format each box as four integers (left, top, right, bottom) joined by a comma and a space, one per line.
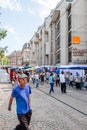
0, 0, 61, 55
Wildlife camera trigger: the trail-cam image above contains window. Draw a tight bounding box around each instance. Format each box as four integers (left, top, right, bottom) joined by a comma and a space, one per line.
51, 54, 53, 65
57, 21, 60, 35
51, 25, 53, 41
68, 15, 71, 31
68, 6, 71, 16
56, 14, 60, 36
67, 6, 72, 46
68, 31, 72, 46
44, 43, 46, 55
56, 51, 60, 64
45, 32, 49, 42
51, 24, 53, 52
56, 14, 60, 51
56, 35, 60, 50
68, 49, 72, 63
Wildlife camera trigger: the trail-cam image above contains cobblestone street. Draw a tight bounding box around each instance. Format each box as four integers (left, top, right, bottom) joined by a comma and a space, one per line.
0, 83, 87, 130
0, 0, 87, 130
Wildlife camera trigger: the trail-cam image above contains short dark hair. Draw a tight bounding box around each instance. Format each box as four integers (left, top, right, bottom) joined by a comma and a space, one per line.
50, 72, 53, 76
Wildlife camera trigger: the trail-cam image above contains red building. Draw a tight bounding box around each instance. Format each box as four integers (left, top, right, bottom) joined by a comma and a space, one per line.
7, 50, 22, 66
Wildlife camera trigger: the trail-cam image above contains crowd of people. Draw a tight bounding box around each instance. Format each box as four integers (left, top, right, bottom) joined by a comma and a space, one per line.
11, 69, 87, 93
8, 68, 87, 130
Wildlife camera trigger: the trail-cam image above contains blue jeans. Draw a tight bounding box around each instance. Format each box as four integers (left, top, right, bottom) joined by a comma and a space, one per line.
49, 83, 54, 93
36, 79, 39, 87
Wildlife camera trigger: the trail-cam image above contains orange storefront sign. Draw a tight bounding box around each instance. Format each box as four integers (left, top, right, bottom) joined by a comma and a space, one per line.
72, 36, 80, 44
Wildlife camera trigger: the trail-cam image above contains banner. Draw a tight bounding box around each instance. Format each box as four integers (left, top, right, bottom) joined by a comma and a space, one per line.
72, 36, 80, 44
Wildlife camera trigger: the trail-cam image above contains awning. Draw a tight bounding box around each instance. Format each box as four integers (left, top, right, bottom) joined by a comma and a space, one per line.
26, 67, 35, 71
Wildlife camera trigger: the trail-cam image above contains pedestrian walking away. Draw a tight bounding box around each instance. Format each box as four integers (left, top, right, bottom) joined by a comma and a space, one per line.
8, 73, 32, 130
60, 71, 67, 93
75, 72, 81, 90
69, 73, 74, 87
35, 72, 40, 88
49, 72, 55, 94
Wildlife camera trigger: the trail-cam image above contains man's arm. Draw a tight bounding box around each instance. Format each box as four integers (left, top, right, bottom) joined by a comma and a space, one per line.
8, 96, 13, 111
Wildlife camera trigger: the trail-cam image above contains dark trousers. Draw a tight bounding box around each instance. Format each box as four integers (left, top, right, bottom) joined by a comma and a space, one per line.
69, 81, 73, 87
76, 82, 81, 89
56, 80, 60, 87
16, 110, 32, 130
61, 83, 66, 93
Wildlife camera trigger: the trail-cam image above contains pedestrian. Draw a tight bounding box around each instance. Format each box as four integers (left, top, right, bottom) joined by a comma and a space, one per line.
49, 72, 55, 94
75, 72, 81, 90
82, 73, 87, 89
40, 72, 45, 85
59, 71, 67, 93
46, 71, 50, 84
8, 73, 32, 130
29, 75, 33, 86
24, 75, 32, 94
55, 74, 60, 87
69, 73, 74, 87
35, 72, 40, 88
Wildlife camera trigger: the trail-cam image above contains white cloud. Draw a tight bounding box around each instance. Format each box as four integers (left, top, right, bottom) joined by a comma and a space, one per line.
0, 0, 22, 11
32, 0, 59, 9
5, 25, 21, 44
5, 25, 16, 34
31, 0, 61, 20
27, 8, 35, 15
0, 24, 22, 54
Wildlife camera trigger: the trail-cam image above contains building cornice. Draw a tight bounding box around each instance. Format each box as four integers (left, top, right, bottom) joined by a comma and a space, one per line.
50, 10, 60, 24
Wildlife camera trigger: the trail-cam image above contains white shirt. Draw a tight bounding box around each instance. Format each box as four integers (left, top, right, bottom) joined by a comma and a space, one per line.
35, 74, 39, 79
60, 73, 65, 83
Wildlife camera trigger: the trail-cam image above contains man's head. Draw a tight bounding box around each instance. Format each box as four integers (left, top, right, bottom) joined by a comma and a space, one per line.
18, 74, 28, 87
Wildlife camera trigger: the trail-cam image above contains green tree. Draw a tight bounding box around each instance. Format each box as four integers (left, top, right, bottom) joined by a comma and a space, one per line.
0, 49, 4, 65
0, 8, 7, 40
0, 28, 7, 40
2, 56, 9, 65
0, 46, 8, 65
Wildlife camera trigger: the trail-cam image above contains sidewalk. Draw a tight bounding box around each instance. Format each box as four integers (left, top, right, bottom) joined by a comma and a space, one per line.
0, 83, 18, 130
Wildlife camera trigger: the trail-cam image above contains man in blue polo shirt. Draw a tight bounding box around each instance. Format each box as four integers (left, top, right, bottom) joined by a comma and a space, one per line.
8, 73, 32, 130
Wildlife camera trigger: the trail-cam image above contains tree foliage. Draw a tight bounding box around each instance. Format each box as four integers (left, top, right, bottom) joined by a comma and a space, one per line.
0, 46, 8, 65
2, 56, 9, 65
0, 28, 7, 40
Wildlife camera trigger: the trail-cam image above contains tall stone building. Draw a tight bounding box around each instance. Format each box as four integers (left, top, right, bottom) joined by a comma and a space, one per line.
29, 0, 87, 66
55, 0, 87, 65
21, 43, 31, 66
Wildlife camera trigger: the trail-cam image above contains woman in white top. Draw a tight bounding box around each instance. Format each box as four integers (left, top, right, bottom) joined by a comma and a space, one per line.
59, 71, 66, 93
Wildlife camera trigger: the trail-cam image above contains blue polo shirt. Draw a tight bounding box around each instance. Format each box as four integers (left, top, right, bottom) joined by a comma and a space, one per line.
11, 84, 31, 114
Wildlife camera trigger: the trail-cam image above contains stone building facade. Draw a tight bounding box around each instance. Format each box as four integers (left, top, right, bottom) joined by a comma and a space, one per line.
29, 0, 87, 66
7, 50, 22, 66
21, 43, 31, 66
